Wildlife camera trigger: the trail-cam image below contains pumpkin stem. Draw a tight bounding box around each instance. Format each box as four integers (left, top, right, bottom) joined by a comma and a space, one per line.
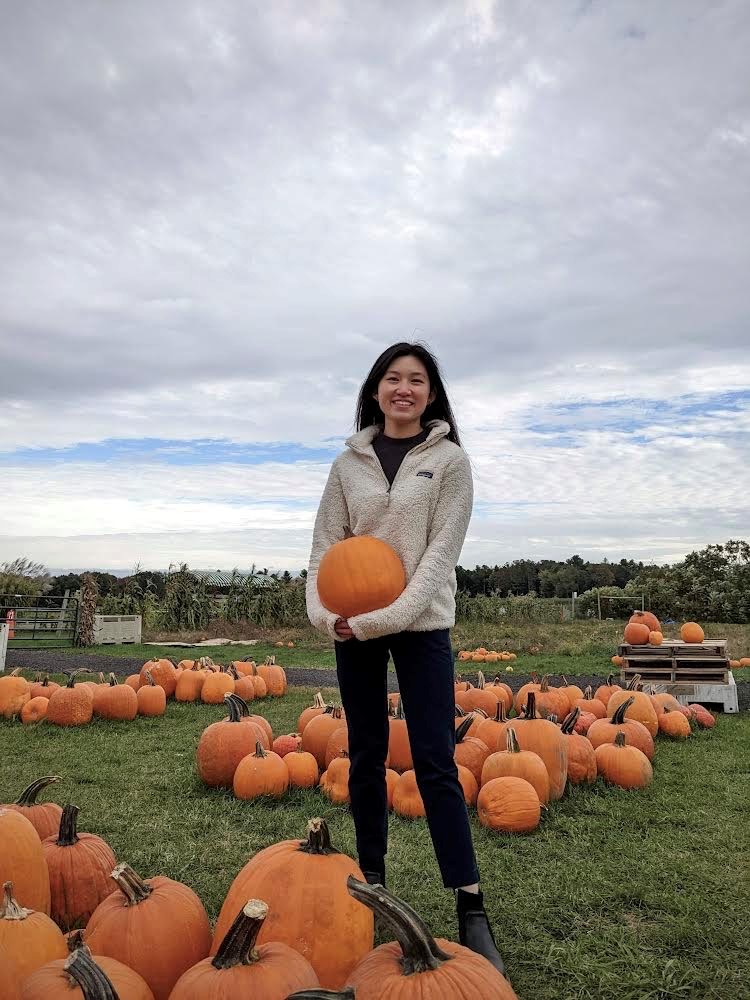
607, 673, 615, 686
346, 877, 452, 974
522, 690, 538, 718
505, 727, 521, 753
212, 899, 269, 969
392, 696, 406, 721
343, 525, 355, 539
57, 804, 80, 847
1, 881, 32, 921
626, 673, 642, 691
287, 992, 356, 999
110, 862, 153, 905
65, 673, 79, 688
561, 674, 569, 685
65, 946, 119, 1000
224, 693, 248, 723
313, 692, 326, 710
610, 696, 636, 725
560, 708, 580, 734
477, 670, 486, 689
614, 731, 627, 747
454, 705, 466, 717
455, 715, 474, 744
297, 817, 341, 856
254, 741, 268, 758
14, 775, 61, 806
108, 673, 118, 687
144, 670, 156, 687
539, 675, 550, 692
584, 685, 593, 699
68, 929, 85, 952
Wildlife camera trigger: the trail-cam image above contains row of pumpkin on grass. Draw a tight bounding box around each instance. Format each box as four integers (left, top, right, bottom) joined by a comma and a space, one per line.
0, 790, 515, 999
0, 656, 288, 726
195, 672, 715, 835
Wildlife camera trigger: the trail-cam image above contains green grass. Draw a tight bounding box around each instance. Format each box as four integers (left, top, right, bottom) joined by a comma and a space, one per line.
2, 689, 749, 999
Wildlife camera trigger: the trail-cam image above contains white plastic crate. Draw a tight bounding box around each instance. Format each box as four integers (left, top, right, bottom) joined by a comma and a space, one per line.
93, 615, 142, 644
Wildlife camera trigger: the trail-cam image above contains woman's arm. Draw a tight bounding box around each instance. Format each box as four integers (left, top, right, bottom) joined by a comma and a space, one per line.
347, 451, 473, 642
305, 462, 351, 642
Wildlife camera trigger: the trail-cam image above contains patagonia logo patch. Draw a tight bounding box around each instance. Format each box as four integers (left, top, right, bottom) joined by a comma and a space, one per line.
416, 470, 434, 478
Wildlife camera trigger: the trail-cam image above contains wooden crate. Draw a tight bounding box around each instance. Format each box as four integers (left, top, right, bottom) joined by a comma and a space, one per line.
618, 638, 730, 685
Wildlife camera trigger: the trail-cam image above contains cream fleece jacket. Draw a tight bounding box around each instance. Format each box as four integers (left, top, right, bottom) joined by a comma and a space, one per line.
305, 419, 473, 642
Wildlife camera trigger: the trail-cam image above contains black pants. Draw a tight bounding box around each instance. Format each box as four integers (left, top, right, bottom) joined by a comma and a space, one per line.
335, 628, 480, 889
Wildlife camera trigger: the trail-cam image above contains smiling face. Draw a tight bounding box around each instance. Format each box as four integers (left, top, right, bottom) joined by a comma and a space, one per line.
374, 353, 436, 437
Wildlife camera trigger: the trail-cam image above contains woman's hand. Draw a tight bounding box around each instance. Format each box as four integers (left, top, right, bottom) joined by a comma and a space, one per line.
334, 617, 354, 639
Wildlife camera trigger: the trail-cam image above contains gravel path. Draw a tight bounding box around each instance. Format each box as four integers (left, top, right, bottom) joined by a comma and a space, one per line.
8, 649, 748, 709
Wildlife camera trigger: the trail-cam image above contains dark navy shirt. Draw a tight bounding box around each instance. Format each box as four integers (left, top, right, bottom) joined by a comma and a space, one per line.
372, 426, 430, 486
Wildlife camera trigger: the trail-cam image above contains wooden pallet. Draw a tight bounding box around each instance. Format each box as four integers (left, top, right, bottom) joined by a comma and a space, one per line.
618, 638, 730, 685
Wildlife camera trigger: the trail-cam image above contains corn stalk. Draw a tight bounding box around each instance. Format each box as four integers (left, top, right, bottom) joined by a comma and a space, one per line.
75, 573, 99, 646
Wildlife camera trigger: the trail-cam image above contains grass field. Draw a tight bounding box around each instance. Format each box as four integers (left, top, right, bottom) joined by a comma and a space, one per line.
2, 686, 749, 999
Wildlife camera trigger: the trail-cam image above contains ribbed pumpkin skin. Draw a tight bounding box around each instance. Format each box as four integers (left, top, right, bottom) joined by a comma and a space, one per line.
324, 726, 349, 767
201, 673, 235, 704
84, 874, 212, 1000
137, 684, 166, 717
606, 691, 659, 738
629, 610, 661, 633
480, 748, 550, 804
168, 943, 319, 999
0, 886, 67, 983
317, 535, 406, 618
387, 713, 413, 773
623, 622, 650, 644
285, 750, 320, 789
595, 741, 653, 789
587, 716, 655, 761
0, 941, 23, 1000
209, 824, 373, 990
175, 669, 206, 702
512, 704, 568, 800
658, 710, 692, 739
20, 954, 155, 1000
42, 814, 118, 931
138, 660, 177, 697
457, 764, 479, 807
196, 718, 267, 788
257, 663, 287, 697
681, 621, 705, 643
392, 770, 425, 818
321, 756, 350, 805
94, 683, 138, 721
477, 776, 541, 833
302, 711, 346, 769
347, 938, 519, 999
0, 809, 51, 914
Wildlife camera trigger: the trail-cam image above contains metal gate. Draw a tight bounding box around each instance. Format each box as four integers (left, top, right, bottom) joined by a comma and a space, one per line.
0, 593, 79, 647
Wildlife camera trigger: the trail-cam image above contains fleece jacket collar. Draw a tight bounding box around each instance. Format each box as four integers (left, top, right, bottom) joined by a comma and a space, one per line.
344, 419, 451, 455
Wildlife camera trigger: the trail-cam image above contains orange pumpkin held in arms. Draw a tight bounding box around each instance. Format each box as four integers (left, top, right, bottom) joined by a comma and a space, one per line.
317, 530, 405, 618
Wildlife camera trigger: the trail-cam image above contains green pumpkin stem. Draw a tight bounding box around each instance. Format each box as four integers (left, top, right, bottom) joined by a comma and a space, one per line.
64, 947, 119, 1000
560, 708, 580, 734
1, 881, 32, 921
298, 817, 341, 856
212, 899, 268, 969
14, 775, 61, 806
57, 804, 80, 847
346, 876, 452, 973
610, 696, 636, 725
110, 862, 153, 905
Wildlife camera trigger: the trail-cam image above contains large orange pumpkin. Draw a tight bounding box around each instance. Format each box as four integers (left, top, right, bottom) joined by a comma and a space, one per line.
210, 818, 374, 990
480, 728, 550, 804
681, 621, 705, 643
587, 697, 655, 760
595, 732, 653, 789
0, 669, 30, 718
606, 684, 659, 739
84, 861, 212, 1000
337, 878, 518, 999
511, 692, 568, 800
623, 622, 650, 645
0, 808, 51, 914
20, 945, 155, 1000
138, 659, 177, 697
169, 900, 318, 999
629, 610, 661, 633
45, 676, 93, 727
0, 881, 67, 983
196, 694, 268, 788
317, 531, 405, 618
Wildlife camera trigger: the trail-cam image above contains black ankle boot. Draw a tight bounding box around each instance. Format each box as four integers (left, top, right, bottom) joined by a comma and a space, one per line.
362, 869, 386, 888
456, 888, 505, 976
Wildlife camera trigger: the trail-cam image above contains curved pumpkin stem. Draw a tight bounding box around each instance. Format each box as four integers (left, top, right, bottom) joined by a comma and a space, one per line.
505, 727, 521, 753
287, 991, 356, 999
607, 673, 616, 686
212, 899, 269, 969
539, 675, 551, 692
560, 707, 580, 734
1, 881, 32, 921
224, 693, 249, 722
626, 673, 642, 691
297, 817, 341, 857
610, 697, 636, 725
455, 715, 474, 744
110, 862, 153, 905
477, 670, 487, 689
454, 705, 466, 717
14, 775, 61, 806
108, 673, 118, 687
68, 929, 85, 953
65, 947, 119, 1000
57, 804, 80, 847
582, 685, 593, 699
346, 877, 452, 973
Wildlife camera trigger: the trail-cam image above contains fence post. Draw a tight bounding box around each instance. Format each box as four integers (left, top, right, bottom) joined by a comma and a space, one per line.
57, 589, 70, 633
0, 623, 7, 672
597, 590, 602, 621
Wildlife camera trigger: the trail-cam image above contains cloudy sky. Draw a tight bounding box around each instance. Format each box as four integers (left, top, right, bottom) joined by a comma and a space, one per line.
1, 0, 749, 575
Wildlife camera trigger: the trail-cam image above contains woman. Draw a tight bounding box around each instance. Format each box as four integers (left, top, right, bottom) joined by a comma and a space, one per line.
306, 342, 504, 975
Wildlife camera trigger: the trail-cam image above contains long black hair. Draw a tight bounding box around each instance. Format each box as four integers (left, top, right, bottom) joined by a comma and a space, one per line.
355, 342, 462, 447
